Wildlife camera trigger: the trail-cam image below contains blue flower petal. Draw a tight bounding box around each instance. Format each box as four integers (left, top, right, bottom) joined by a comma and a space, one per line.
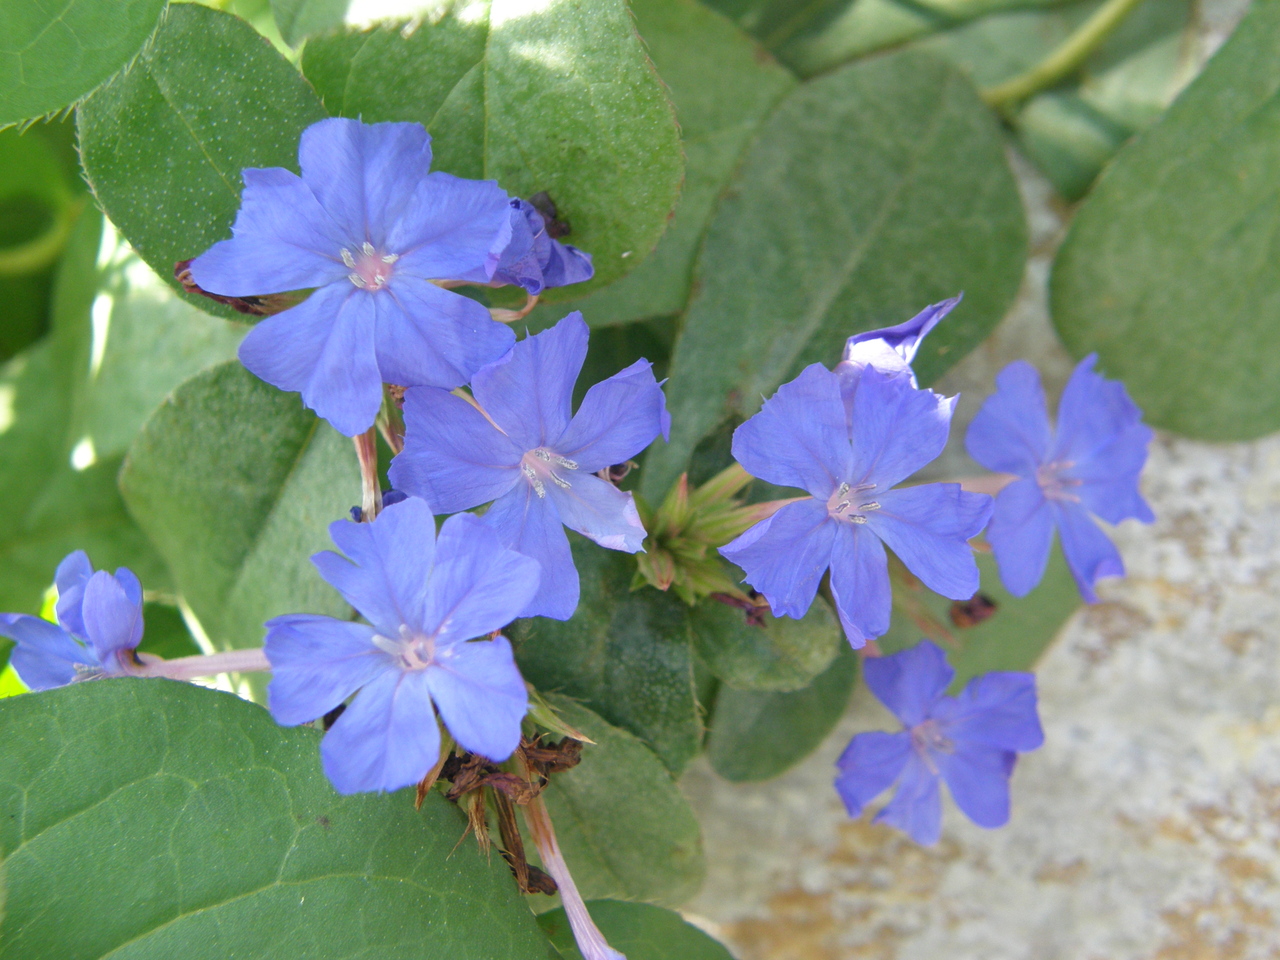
986, 477, 1055, 597
965, 360, 1052, 477
720, 499, 834, 620
546, 473, 647, 554
53, 549, 93, 639
1071, 424, 1155, 525
426, 634, 528, 762
390, 387, 523, 513
484, 484, 580, 620
264, 614, 386, 726
1054, 501, 1124, 603
297, 118, 434, 249
933, 671, 1044, 752
0, 615, 94, 691
471, 312, 588, 450
730, 363, 851, 498
867, 484, 990, 600
313, 498, 440, 637
390, 172, 513, 283
427, 513, 541, 644
321, 668, 441, 794
553, 358, 668, 472
1053, 354, 1146, 467
113, 567, 143, 608
874, 752, 942, 845
491, 199, 594, 294
82, 570, 143, 668
862, 640, 954, 728
847, 365, 955, 491
375, 277, 516, 390
936, 742, 1015, 829
842, 294, 961, 371
827, 524, 891, 647
237, 282, 382, 437
834, 729, 911, 817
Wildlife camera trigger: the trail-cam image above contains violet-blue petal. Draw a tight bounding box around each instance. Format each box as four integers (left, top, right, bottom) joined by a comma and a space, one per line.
375, 277, 516, 390
539, 236, 594, 289
1054, 501, 1124, 603
730, 364, 851, 498
986, 478, 1055, 598
834, 730, 911, 817
491, 200, 543, 292
313, 498, 439, 637
390, 387, 523, 513
471, 312, 587, 450
862, 640, 954, 728
264, 614, 386, 726
188, 167, 349, 297
874, 752, 942, 846
1070, 425, 1156, 525
848, 365, 956, 491
484, 483, 580, 620
54, 549, 93, 638
827, 523, 891, 647
1, 615, 93, 691
114, 568, 143, 608
935, 742, 1015, 829
425, 634, 528, 762
1053, 353, 1148, 468
81, 570, 143, 668
867, 484, 990, 600
965, 361, 1053, 478
553, 359, 668, 472
720, 499, 834, 620
427, 513, 541, 644
322, 668, 441, 794
237, 282, 383, 437
934, 671, 1044, 752
390, 172, 512, 283
844, 294, 961, 365
546, 473, 647, 554
297, 118, 433, 248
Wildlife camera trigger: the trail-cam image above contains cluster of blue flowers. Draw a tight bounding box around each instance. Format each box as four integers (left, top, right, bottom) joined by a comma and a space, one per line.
1, 118, 1157, 851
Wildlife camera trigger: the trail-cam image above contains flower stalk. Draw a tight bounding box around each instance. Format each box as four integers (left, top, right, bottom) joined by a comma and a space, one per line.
135, 647, 271, 681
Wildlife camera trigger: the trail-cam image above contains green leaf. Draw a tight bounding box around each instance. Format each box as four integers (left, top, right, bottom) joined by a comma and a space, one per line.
642, 50, 1027, 499
0, 678, 550, 960
539, 900, 733, 960
706, 640, 858, 782
77, 3, 327, 309
137, 602, 202, 661
0, 0, 168, 126
689, 595, 840, 692
878, 547, 1080, 688
119, 362, 360, 651
510, 539, 701, 774
525, 0, 796, 329
539, 697, 704, 907
1051, 0, 1280, 440
270, 0, 350, 46
300, 0, 683, 295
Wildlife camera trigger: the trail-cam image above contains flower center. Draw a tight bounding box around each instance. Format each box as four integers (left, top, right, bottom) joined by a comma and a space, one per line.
519, 448, 579, 499
342, 241, 399, 291
372, 624, 435, 671
910, 718, 952, 774
1036, 460, 1082, 503
826, 481, 879, 524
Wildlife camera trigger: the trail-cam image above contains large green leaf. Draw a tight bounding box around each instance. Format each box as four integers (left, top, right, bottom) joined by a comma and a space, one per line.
540, 900, 733, 959
0, 678, 550, 960
0, 0, 168, 126
540, 698, 704, 907
525, 0, 796, 329
706, 641, 858, 782
643, 50, 1026, 498
301, 0, 682, 296
510, 539, 701, 774
77, 3, 327, 309
1051, 0, 1280, 440
270, 0, 349, 46
689, 594, 841, 692
119, 362, 360, 651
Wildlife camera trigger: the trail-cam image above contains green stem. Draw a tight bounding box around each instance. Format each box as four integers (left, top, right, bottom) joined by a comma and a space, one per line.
982, 0, 1149, 110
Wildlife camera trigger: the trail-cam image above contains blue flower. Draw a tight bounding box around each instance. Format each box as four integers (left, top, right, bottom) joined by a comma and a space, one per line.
720, 363, 991, 647
965, 355, 1154, 601
835, 641, 1043, 845
491, 198, 594, 296
0, 551, 144, 691
388, 312, 669, 620
190, 118, 518, 437
264, 497, 539, 794
835, 295, 961, 390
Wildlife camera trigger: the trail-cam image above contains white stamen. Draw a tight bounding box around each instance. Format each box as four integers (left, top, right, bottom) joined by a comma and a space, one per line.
859, 501, 880, 511
834, 501, 851, 514
551, 473, 572, 489
348, 273, 367, 288
361, 241, 376, 256
341, 248, 356, 268
522, 462, 547, 498
535, 449, 552, 461
381, 253, 399, 264
850, 515, 868, 524
835, 482, 850, 498
554, 455, 579, 470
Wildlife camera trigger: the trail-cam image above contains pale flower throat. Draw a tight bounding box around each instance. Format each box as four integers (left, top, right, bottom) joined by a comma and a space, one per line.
1035, 460, 1082, 503
520, 448, 579, 498
372, 624, 437, 670
342, 241, 399, 290
826, 481, 880, 524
